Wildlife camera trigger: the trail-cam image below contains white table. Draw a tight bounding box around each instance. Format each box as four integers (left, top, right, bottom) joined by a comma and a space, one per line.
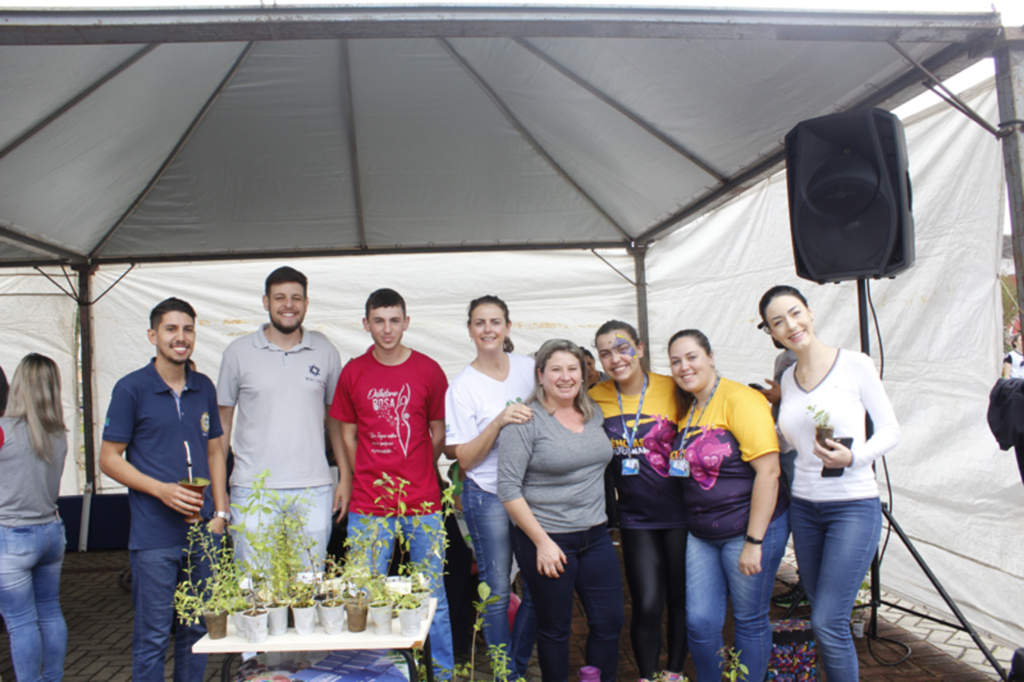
193, 599, 436, 682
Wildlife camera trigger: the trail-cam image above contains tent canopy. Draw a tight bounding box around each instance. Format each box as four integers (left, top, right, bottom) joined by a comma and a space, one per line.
0, 6, 1004, 266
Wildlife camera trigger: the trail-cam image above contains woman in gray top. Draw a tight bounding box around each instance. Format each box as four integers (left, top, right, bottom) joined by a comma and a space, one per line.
498, 339, 623, 682
0, 354, 69, 682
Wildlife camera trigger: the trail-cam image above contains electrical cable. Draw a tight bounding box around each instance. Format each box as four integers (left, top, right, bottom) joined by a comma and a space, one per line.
866, 281, 895, 565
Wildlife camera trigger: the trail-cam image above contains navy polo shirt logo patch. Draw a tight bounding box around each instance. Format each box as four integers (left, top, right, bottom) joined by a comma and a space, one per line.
201, 412, 210, 434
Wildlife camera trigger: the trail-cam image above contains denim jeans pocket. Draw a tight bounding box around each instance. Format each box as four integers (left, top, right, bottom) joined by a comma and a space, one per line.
1, 526, 37, 555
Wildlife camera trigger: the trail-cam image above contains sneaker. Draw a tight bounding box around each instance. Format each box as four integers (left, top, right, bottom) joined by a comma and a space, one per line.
772, 582, 809, 608
661, 673, 686, 682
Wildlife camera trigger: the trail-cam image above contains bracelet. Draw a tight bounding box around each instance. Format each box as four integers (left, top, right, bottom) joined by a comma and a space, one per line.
743, 534, 763, 545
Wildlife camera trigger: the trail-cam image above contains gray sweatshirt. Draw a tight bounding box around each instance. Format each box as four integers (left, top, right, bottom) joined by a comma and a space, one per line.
497, 401, 613, 534
0, 417, 67, 526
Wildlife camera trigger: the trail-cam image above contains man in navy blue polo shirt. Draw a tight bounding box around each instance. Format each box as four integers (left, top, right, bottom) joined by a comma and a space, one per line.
99, 297, 229, 682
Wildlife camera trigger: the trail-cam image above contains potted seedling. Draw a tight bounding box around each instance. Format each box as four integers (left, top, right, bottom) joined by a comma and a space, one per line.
394, 591, 423, 637
808, 405, 833, 446
368, 573, 394, 636
173, 521, 246, 640
290, 579, 318, 636
850, 574, 871, 638
318, 556, 348, 635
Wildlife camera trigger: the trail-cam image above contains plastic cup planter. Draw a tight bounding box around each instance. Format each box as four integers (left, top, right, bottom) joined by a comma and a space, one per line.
177, 478, 209, 524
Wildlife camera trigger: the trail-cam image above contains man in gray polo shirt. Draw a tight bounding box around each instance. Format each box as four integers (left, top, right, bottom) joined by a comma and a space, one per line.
216, 266, 348, 570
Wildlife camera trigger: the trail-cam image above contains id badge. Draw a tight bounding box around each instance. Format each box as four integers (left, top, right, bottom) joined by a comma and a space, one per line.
622, 457, 640, 476
669, 457, 690, 478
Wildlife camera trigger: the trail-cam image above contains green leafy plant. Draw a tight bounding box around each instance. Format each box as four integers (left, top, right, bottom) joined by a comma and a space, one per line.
807, 405, 832, 429
173, 522, 247, 625
451, 582, 514, 682
718, 646, 748, 682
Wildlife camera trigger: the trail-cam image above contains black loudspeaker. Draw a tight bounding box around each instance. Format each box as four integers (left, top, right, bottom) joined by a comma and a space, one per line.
785, 108, 914, 283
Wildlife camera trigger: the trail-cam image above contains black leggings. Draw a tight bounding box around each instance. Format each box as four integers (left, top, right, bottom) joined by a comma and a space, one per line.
620, 526, 689, 678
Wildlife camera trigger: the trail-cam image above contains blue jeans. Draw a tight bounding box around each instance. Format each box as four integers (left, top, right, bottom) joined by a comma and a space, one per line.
512, 524, 624, 682
463, 479, 538, 679
0, 519, 67, 682
790, 497, 881, 682
348, 512, 454, 678
686, 511, 789, 682
130, 532, 218, 682
231, 483, 332, 572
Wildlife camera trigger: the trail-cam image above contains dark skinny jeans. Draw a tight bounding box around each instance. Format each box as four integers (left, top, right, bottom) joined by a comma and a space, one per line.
512, 524, 624, 682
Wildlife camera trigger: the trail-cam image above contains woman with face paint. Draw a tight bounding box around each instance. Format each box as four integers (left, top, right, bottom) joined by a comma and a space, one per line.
443, 295, 537, 679
758, 285, 900, 682
668, 329, 789, 682
588, 321, 687, 682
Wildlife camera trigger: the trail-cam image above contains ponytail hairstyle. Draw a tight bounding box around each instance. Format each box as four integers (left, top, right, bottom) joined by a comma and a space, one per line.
667, 329, 713, 418
5, 354, 66, 461
468, 295, 514, 353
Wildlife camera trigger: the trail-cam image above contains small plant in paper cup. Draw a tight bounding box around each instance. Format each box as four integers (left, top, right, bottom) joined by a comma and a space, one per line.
807, 405, 834, 446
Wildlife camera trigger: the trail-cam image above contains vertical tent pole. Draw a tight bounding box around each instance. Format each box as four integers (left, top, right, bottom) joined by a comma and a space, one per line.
75, 265, 96, 552
631, 245, 651, 372
995, 29, 1024, 334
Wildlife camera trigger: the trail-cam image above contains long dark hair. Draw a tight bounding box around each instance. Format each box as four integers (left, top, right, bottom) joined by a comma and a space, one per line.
667, 329, 713, 418
757, 285, 809, 326
468, 295, 514, 353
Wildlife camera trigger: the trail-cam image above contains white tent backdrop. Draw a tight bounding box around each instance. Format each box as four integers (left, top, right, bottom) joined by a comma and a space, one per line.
0, 78, 1017, 647
646, 79, 1019, 646
0, 269, 81, 496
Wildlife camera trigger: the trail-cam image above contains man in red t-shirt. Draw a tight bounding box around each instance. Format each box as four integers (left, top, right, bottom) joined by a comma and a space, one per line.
329, 288, 452, 677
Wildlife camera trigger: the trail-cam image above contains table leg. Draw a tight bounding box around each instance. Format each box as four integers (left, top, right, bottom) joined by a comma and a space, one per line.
398, 649, 419, 682
220, 652, 239, 682
424, 635, 434, 682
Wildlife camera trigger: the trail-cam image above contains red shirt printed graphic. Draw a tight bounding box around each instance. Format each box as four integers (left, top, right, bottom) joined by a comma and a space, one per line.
331, 348, 447, 516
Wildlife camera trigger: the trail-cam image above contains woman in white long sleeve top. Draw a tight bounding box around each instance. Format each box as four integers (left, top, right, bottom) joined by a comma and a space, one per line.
758, 285, 900, 682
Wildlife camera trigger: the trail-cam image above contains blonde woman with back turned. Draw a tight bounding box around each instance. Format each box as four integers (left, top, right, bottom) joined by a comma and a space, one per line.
0, 353, 69, 682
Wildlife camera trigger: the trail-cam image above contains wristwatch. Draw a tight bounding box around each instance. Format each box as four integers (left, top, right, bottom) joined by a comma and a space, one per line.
213, 511, 231, 523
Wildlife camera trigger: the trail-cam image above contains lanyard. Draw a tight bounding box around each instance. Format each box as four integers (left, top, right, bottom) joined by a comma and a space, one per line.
615, 373, 648, 455
683, 376, 721, 445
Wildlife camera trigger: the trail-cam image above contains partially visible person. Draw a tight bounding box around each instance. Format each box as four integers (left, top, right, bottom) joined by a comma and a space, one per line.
1004, 334, 1024, 379
589, 321, 686, 682
217, 266, 346, 572
0, 363, 9, 415
759, 285, 900, 682
499, 339, 623, 682
444, 295, 537, 679
752, 339, 805, 610
582, 349, 608, 389
331, 288, 454, 678
99, 298, 227, 682
668, 329, 788, 682
0, 354, 68, 682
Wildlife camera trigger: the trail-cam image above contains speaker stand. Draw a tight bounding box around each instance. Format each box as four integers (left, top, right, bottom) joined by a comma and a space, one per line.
854, 279, 1008, 680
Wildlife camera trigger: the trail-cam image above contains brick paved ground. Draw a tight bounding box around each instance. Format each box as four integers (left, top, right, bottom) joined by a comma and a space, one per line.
0, 546, 1013, 681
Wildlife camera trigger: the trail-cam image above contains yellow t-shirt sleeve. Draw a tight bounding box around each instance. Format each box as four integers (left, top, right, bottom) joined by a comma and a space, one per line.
723, 381, 779, 462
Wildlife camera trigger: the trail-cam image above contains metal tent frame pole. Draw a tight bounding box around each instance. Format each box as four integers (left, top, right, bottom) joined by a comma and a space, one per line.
74, 265, 97, 552
996, 28, 1024, 332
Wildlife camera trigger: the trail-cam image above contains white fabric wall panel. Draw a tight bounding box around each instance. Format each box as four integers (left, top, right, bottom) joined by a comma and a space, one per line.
89, 248, 636, 490
0, 269, 80, 496
646, 81, 1020, 645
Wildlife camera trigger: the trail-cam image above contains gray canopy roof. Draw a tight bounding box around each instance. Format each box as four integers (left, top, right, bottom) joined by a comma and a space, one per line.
0, 6, 1003, 266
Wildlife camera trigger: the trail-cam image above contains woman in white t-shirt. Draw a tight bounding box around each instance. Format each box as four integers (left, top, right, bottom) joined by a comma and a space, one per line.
758, 285, 900, 682
444, 295, 537, 679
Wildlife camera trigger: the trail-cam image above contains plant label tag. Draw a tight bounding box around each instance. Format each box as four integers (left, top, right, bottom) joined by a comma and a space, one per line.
621, 457, 640, 476
669, 458, 690, 478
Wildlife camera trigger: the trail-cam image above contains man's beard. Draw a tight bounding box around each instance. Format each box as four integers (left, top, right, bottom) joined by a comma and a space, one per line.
271, 315, 303, 335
